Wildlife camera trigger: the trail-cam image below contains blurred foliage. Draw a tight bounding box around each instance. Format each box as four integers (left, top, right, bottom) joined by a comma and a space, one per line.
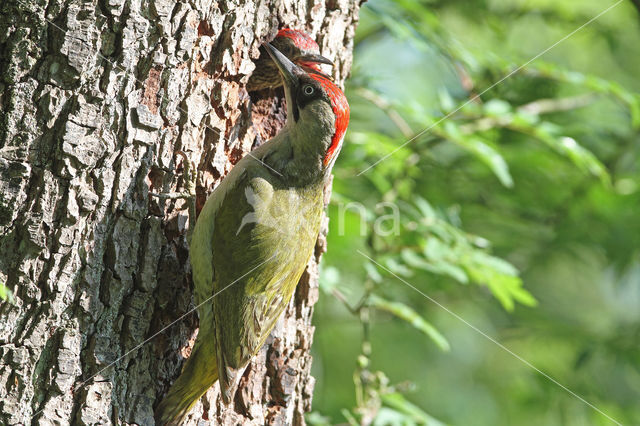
0, 282, 14, 304
310, 0, 640, 425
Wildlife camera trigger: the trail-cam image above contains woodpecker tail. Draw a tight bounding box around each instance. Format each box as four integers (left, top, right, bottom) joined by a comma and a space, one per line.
155, 328, 218, 425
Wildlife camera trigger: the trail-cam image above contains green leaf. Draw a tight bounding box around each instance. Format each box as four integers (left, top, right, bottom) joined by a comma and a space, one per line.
470, 252, 519, 276
365, 261, 384, 283
414, 196, 435, 219
401, 249, 436, 271
484, 99, 512, 117
341, 408, 360, 426
557, 137, 610, 186
385, 258, 414, 277
464, 252, 536, 311
370, 294, 450, 351
306, 412, 332, 426
533, 129, 610, 185
483, 275, 518, 311
433, 261, 469, 284
422, 240, 469, 283
464, 138, 513, 188
373, 407, 416, 426
525, 62, 640, 129
381, 393, 447, 426
440, 123, 513, 187
509, 285, 538, 307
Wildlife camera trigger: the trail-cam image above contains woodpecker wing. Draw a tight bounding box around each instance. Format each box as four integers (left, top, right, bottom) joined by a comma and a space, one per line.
194, 153, 324, 403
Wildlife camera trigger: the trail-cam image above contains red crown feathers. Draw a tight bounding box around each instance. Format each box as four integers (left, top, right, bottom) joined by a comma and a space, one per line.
307, 72, 350, 167
276, 28, 319, 51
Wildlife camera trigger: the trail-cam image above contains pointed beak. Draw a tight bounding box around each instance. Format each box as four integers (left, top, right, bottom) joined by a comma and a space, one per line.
298, 52, 333, 66
265, 42, 300, 121
265, 42, 299, 89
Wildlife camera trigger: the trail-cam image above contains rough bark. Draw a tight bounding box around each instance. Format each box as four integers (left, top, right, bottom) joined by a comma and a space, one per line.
0, 0, 360, 424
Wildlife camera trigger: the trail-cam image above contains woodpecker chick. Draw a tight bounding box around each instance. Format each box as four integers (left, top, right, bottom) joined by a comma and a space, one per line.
247, 28, 333, 92
155, 43, 349, 424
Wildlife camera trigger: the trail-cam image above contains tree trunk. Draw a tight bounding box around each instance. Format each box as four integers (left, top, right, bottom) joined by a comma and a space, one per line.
0, 1, 360, 424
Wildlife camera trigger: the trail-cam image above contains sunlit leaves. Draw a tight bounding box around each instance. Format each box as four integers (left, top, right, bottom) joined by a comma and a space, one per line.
524, 62, 640, 129
316, 1, 640, 424
515, 122, 611, 185
452, 96, 611, 185
395, 197, 536, 311
465, 251, 537, 311
401, 247, 467, 283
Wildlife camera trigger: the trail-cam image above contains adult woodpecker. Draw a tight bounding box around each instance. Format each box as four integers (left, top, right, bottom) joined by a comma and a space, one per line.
247, 28, 333, 91
155, 43, 349, 424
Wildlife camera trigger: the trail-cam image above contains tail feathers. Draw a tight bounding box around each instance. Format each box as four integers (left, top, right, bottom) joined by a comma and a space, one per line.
218, 361, 244, 405
155, 339, 218, 425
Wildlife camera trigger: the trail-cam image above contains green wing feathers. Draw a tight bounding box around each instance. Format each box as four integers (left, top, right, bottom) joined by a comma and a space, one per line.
210, 175, 325, 402
156, 161, 326, 417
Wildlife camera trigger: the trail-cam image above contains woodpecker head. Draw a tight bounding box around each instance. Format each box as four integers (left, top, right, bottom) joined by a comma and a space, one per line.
272, 29, 333, 71
248, 29, 333, 92
265, 43, 349, 170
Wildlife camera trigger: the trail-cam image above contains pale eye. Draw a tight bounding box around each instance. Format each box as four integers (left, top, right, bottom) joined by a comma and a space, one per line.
303, 85, 314, 96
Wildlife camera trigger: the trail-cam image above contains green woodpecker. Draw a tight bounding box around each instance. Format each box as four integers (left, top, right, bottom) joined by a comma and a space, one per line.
155, 43, 349, 424
247, 28, 333, 92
